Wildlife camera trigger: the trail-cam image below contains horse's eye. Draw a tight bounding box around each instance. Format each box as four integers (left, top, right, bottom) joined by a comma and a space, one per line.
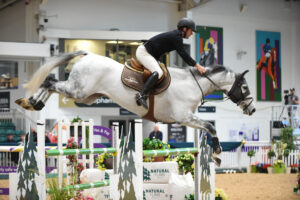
242, 85, 248, 90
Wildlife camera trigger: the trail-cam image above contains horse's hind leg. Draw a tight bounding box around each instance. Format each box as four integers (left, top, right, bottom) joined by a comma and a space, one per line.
15, 75, 57, 110
181, 113, 222, 155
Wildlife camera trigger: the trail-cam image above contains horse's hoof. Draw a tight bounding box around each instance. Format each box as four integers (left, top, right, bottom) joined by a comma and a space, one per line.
15, 98, 35, 111
212, 154, 221, 167
212, 137, 222, 154
214, 146, 222, 155
15, 98, 24, 106
33, 100, 45, 111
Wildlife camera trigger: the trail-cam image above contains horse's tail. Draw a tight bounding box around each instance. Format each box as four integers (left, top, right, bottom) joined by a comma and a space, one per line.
24, 51, 87, 96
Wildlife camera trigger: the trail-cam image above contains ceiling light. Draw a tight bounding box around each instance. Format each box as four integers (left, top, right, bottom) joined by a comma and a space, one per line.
129, 42, 143, 46
106, 41, 124, 44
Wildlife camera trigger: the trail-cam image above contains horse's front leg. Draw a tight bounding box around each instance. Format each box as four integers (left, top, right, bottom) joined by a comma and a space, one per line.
181, 113, 222, 155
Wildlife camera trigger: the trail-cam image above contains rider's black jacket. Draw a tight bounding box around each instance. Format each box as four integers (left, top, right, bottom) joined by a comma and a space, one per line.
144, 29, 196, 66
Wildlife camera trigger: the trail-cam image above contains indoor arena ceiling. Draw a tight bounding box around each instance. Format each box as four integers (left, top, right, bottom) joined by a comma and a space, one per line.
0, 0, 210, 12
177, 0, 212, 11
1, 0, 300, 12
142, 0, 212, 11
0, 0, 17, 11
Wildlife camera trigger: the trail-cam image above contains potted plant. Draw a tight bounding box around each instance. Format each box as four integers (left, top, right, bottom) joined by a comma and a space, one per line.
290, 164, 298, 173
247, 150, 256, 173
293, 174, 300, 194
256, 163, 264, 173
143, 138, 170, 162
96, 152, 116, 171
184, 194, 194, 200
263, 164, 271, 173
273, 141, 287, 173
283, 149, 291, 174
176, 153, 194, 176
273, 160, 285, 173
267, 149, 276, 174
215, 188, 228, 200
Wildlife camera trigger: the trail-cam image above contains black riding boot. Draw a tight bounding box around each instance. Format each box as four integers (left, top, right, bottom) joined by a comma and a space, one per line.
136, 71, 159, 109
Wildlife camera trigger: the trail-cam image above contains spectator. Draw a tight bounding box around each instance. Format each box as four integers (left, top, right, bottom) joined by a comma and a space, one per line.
26, 128, 51, 144
45, 132, 51, 144
18, 132, 26, 145
149, 125, 163, 141
6, 134, 14, 143
26, 128, 37, 143
20, 133, 26, 142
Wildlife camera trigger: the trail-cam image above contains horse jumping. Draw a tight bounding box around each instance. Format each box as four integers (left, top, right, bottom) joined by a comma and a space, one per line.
15, 51, 256, 161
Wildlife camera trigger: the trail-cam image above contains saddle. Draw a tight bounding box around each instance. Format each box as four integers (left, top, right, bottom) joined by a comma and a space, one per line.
121, 58, 171, 95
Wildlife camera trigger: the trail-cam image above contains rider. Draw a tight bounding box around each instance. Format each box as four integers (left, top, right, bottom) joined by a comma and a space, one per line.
135, 18, 206, 109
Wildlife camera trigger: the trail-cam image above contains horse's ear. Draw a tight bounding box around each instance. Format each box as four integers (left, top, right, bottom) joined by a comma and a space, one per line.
241, 70, 249, 78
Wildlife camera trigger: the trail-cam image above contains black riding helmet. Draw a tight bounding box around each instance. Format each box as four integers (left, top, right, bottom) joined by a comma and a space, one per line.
177, 18, 196, 32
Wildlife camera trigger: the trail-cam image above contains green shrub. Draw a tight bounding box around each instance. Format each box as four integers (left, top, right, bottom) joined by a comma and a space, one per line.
280, 127, 295, 150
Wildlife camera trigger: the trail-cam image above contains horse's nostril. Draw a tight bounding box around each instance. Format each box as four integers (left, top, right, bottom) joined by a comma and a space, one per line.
252, 108, 256, 113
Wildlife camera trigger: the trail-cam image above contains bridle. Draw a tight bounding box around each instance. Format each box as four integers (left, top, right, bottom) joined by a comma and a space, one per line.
227, 73, 254, 112
190, 69, 253, 111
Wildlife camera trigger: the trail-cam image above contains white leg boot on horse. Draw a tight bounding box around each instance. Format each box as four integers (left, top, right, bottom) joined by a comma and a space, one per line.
135, 71, 159, 109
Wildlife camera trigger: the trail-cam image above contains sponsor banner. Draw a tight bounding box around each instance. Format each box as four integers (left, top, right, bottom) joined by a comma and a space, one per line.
0, 166, 17, 173
93, 125, 112, 148
0, 166, 56, 174
0, 188, 9, 195
59, 95, 119, 108
93, 125, 112, 142
143, 183, 169, 200
143, 162, 178, 184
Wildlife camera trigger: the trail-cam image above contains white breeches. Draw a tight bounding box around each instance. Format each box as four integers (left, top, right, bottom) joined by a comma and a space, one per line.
136, 45, 163, 79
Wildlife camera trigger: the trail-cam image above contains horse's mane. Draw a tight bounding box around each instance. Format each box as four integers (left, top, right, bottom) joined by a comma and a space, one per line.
174, 65, 231, 77
206, 65, 231, 75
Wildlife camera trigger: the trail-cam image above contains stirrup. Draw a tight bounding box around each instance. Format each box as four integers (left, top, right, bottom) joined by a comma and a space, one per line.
135, 93, 148, 109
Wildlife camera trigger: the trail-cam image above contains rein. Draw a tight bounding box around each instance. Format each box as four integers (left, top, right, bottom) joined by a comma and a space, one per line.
189, 69, 253, 111
189, 69, 206, 106
190, 69, 230, 106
